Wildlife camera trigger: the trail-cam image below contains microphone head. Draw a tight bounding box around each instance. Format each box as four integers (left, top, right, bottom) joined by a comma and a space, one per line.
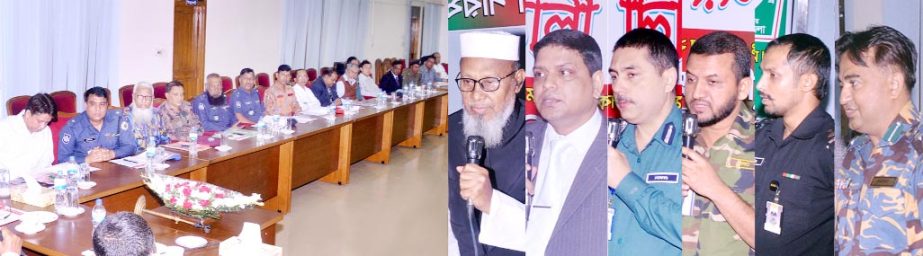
466, 136, 485, 164
682, 112, 698, 136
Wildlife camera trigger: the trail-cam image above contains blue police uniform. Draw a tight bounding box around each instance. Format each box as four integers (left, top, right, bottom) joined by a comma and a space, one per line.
191, 93, 234, 132
609, 106, 683, 255
58, 110, 139, 163
229, 88, 263, 122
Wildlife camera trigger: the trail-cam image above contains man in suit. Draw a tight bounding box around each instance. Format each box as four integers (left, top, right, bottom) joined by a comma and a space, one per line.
379, 61, 404, 94
450, 31, 526, 256
526, 28, 607, 256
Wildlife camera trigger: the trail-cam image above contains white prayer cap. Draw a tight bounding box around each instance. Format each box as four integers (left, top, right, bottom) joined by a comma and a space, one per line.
460, 31, 520, 61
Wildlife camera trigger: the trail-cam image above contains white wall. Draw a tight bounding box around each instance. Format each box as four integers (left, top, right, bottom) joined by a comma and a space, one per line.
205, 0, 284, 85
366, 0, 411, 62
115, 0, 174, 91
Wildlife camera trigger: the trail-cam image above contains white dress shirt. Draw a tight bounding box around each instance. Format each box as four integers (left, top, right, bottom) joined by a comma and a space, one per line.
0, 112, 54, 179
292, 84, 328, 116
359, 73, 382, 97
336, 75, 359, 98
478, 111, 602, 254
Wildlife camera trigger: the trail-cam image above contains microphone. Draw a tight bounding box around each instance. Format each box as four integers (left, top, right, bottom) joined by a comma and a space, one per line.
464, 136, 485, 256
467, 136, 485, 165
525, 132, 535, 223
608, 118, 627, 148
681, 111, 698, 216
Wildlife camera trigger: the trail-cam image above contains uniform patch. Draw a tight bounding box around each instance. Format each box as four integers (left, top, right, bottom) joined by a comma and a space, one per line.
248, 110, 254, 116
213, 115, 219, 121
781, 172, 801, 180
198, 103, 205, 110
236, 101, 242, 108
62, 133, 71, 144
870, 176, 897, 187
121, 121, 129, 131
646, 172, 679, 183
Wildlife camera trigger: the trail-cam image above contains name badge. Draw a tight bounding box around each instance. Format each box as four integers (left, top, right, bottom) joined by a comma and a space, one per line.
646, 173, 678, 184
82, 137, 96, 143
870, 176, 897, 187
764, 201, 783, 235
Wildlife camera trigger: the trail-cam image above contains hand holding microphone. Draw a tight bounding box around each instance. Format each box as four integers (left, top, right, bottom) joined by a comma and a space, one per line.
457, 136, 492, 213
681, 111, 699, 216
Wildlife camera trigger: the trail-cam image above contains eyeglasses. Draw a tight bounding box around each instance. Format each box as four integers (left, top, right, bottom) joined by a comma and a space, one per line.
455, 70, 517, 92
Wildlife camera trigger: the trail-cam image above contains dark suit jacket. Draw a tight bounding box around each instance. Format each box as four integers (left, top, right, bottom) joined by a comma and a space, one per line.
310, 79, 338, 107
379, 71, 403, 94
448, 99, 526, 256
527, 113, 608, 256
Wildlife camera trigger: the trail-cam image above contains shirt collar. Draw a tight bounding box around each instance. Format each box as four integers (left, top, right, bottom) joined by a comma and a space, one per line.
879, 102, 919, 147
546, 110, 602, 152
768, 105, 832, 142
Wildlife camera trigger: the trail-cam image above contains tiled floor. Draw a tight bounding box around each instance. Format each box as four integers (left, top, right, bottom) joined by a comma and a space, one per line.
276, 134, 448, 255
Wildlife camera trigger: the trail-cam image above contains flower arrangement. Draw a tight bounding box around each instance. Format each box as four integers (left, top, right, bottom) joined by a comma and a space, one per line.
142, 173, 264, 220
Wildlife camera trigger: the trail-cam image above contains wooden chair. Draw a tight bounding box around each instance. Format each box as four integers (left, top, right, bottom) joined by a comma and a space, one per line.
119, 84, 134, 107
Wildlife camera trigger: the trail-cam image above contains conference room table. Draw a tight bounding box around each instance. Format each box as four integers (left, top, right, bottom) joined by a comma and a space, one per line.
9, 89, 448, 255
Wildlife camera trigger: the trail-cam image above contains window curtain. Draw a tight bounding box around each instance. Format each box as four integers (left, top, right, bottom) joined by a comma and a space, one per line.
281, 0, 371, 70
421, 2, 445, 59
0, 0, 118, 117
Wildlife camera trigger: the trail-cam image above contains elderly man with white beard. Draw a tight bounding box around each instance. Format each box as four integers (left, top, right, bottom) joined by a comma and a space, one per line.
123, 82, 165, 151
448, 31, 526, 256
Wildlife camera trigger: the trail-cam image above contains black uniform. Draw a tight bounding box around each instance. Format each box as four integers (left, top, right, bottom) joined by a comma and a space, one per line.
755, 106, 834, 255
448, 99, 526, 256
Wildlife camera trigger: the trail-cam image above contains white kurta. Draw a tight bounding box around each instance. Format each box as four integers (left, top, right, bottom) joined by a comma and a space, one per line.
0, 113, 54, 179
292, 84, 329, 116
478, 111, 601, 254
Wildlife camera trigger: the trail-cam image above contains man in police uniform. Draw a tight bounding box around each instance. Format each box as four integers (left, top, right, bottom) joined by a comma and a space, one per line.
449, 31, 525, 256
58, 87, 138, 164
230, 68, 264, 124
606, 28, 682, 255
681, 31, 756, 255
754, 33, 834, 255
192, 74, 235, 132
835, 25, 923, 255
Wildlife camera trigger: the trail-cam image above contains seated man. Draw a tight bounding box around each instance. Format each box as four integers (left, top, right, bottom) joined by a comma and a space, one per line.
92, 212, 155, 256
230, 68, 264, 124
0, 93, 57, 178
419, 55, 439, 85
402, 60, 422, 87
158, 81, 202, 142
358, 60, 382, 98
263, 64, 302, 116
59, 87, 138, 163
192, 73, 235, 132
310, 66, 342, 107
123, 82, 164, 150
336, 63, 362, 100
293, 69, 326, 114
379, 61, 404, 94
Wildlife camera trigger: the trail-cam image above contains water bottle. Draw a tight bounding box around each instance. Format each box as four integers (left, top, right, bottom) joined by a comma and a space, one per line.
145, 135, 157, 174
91, 198, 106, 227
377, 91, 385, 106
188, 128, 199, 157
67, 156, 83, 184
53, 170, 67, 213
66, 181, 78, 211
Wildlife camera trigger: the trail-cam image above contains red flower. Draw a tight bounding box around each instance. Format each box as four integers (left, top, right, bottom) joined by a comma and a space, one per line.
215, 193, 224, 199
198, 185, 211, 193
170, 198, 177, 204
183, 200, 192, 210
199, 200, 210, 207
182, 188, 191, 197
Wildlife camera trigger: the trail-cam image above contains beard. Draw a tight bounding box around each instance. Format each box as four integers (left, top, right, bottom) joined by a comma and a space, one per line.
131, 105, 154, 125
697, 96, 737, 127
208, 94, 227, 106
463, 99, 515, 149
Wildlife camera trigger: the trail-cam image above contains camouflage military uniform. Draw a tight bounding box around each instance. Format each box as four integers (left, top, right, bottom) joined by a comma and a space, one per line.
836, 103, 923, 255
158, 101, 201, 142
682, 107, 756, 256
263, 84, 301, 116
402, 71, 421, 87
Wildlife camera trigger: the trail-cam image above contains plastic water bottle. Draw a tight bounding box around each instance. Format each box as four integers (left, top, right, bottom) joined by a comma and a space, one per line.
91, 198, 106, 227
67, 156, 84, 184
188, 129, 199, 157
377, 91, 385, 105
145, 135, 157, 174
53, 170, 67, 213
